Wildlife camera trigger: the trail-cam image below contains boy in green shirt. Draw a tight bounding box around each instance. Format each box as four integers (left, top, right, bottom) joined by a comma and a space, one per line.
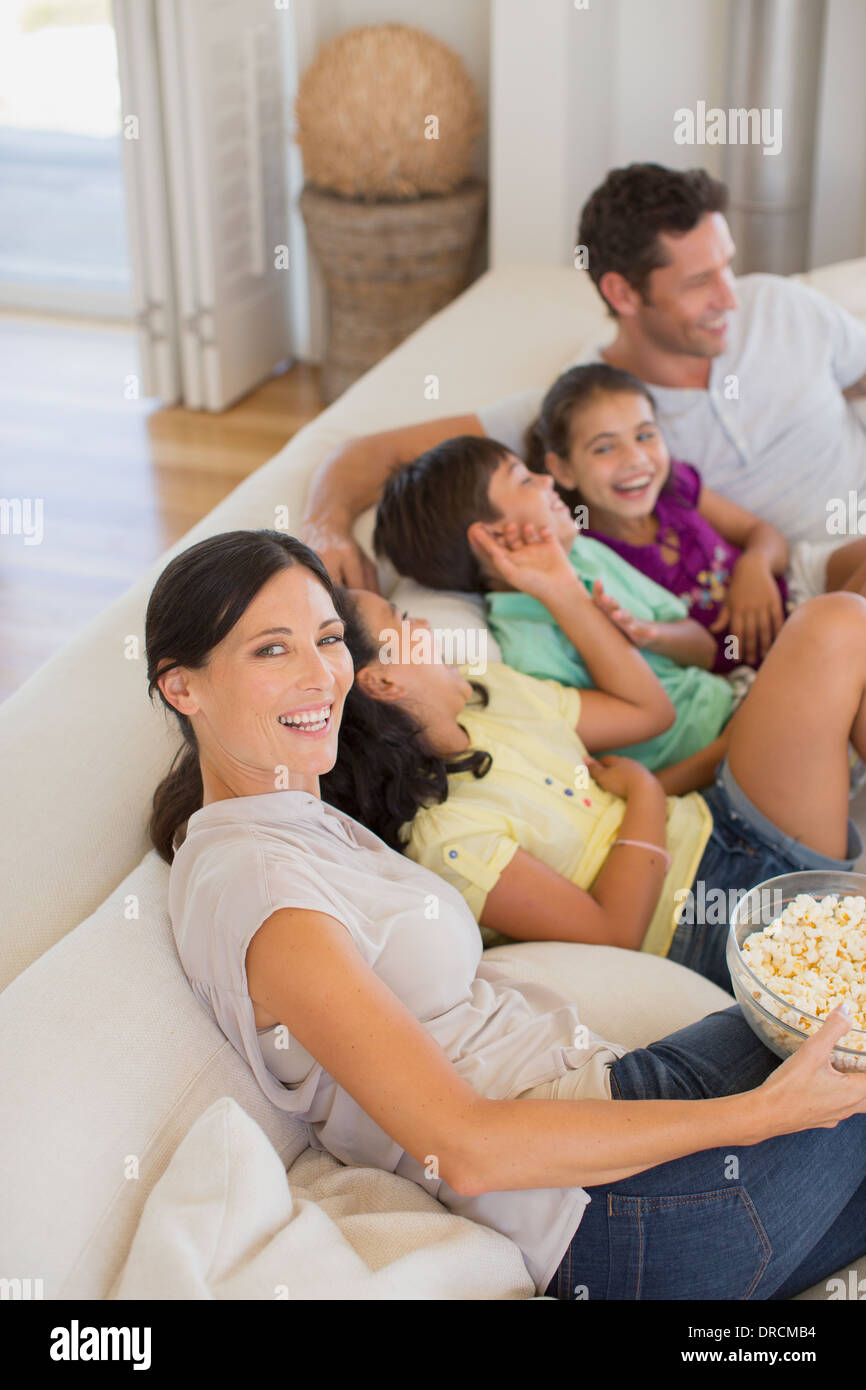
372, 434, 734, 771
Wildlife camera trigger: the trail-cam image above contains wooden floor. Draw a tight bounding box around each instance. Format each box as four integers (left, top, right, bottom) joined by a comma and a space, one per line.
0, 313, 324, 703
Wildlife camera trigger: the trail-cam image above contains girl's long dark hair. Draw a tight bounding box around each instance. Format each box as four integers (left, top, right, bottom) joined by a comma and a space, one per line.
320, 589, 492, 850
145, 529, 344, 865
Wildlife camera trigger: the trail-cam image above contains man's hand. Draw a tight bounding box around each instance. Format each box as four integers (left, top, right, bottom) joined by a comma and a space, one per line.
710, 553, 784, 666
299, 513, 381, 591
591, 580, 659, 648
467, 520, 578, 601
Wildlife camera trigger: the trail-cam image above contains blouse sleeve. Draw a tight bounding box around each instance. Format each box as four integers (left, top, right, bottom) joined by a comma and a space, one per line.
488, 610, 595, 690
406, 803, 521, 922
170, 832, 359, 1116
475, 661, 582, 730
525, 676, 582, 730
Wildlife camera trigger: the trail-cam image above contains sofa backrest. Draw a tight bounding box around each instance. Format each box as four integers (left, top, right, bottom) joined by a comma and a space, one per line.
1, 259, 864, 992
0, 263, 613, 991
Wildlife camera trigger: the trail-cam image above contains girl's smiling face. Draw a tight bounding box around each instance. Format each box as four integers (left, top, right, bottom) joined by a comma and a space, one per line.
548, 390, 671, 521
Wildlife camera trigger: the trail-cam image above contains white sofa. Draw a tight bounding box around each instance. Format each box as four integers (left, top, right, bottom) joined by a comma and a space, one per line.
2, 259, 865, 1301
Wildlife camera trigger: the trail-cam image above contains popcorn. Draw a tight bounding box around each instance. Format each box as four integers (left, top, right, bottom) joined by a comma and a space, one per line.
738, 892, 866, 1068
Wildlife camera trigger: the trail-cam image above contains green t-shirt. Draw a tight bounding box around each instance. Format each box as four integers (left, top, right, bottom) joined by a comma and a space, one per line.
485, 534, 733, 771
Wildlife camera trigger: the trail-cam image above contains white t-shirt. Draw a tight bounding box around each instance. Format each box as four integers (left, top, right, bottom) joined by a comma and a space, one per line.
168, 787, 628, 1294
478, 273, 866, 546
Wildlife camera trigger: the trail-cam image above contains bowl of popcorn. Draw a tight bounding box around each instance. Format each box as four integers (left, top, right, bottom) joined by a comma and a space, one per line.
727, 871, 866, 1071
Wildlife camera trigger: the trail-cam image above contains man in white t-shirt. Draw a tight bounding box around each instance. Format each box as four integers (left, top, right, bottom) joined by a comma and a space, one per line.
301, 163, 866, 587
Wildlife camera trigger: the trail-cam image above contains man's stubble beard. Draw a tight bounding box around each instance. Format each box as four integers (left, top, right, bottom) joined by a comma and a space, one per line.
638, 303, 726, 361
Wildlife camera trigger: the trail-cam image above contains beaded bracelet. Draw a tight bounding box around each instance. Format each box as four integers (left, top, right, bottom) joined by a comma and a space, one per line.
610, 838, 672, 872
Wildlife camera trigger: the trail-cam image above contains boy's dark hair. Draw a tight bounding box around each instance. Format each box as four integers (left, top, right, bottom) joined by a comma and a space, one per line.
372, 435, 513, 592
578, 163, 729, 317
524, 362, 675, 515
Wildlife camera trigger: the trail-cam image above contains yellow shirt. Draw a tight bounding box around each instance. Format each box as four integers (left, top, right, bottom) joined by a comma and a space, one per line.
402, 662, 713, 957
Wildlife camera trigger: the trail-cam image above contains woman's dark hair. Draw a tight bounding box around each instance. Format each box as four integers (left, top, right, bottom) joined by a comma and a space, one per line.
145, 529, 344, 865
372, 435, 513, 592
578, 163, 729, 317
524, 362, 674, 517
319, 588, 492, 850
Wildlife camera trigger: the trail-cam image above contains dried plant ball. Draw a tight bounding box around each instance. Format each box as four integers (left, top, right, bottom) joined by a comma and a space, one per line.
295, 24, 483, 201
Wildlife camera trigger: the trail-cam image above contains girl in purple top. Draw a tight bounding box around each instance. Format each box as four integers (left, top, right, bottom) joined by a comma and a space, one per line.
525, 364, 866, 672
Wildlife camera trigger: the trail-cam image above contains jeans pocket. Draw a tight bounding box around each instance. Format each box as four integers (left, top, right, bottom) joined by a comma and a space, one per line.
605, 1186, 772, 1299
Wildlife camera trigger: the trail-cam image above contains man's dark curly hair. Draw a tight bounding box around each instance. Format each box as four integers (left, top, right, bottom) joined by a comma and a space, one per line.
577, 163, 729, 317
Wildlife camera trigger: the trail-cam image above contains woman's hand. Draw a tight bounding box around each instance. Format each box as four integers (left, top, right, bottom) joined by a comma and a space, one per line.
752, 1004, 866, 1138
591, 581, 659, 648
710, 554, 784, 666
584, 752, 661, 801
467, 520, 579, 601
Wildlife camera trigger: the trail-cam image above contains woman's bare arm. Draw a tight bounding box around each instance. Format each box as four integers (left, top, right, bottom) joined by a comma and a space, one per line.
300, 414, 485, 588
244, 905, 866, 1198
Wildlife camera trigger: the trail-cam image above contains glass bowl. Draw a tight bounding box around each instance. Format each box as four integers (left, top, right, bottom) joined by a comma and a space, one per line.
726, 870, 866, 1071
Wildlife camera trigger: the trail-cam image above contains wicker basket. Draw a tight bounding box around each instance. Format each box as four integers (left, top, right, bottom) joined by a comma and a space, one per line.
300, 180, 487, 403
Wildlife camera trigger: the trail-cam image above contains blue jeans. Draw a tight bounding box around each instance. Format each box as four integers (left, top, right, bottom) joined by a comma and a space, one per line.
545, 1004, 866, 1299
666, 757, 863, 991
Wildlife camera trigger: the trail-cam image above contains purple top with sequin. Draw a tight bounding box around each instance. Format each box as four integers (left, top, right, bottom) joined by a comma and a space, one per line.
583, 461, 789, 673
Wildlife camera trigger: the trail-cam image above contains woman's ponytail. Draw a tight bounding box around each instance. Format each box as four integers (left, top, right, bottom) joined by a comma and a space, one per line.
149, 729, 203, 865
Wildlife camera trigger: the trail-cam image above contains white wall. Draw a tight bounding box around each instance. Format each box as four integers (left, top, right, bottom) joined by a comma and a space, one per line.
491, 0, 732, 268
287, 0, 865, 364
490, 0, 866, 272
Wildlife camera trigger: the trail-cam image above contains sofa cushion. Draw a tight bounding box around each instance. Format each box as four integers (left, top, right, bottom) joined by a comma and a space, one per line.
0, 851, 312, 1299
112, 1097, 535, 1300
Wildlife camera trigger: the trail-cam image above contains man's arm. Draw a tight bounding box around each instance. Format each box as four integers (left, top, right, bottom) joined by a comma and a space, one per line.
300, 414, 485, 588
843, 374, 866, 401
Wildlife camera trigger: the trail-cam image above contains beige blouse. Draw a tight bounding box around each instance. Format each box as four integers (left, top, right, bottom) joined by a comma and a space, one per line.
168, 788, 628, 1294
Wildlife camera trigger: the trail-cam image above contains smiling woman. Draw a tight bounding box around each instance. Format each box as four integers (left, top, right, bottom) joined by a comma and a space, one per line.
145, 529, 353, 862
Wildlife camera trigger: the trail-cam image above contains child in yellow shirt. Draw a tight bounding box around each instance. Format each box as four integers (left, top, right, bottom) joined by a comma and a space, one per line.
320, 528, 865, 990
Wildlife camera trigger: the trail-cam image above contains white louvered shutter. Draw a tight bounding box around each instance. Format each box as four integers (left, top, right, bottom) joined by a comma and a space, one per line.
113, 0, 182, 402
154, 0, 294, 409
